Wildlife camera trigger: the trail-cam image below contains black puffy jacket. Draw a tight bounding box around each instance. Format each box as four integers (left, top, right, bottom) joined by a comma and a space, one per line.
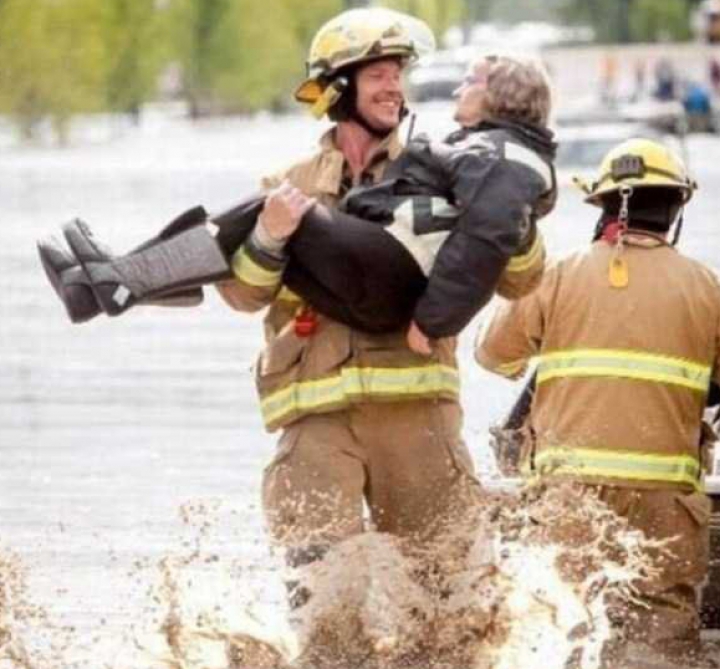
216, 119, 557, 337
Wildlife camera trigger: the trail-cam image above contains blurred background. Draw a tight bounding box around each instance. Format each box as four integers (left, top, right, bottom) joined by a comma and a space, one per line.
3, 1, 720, 666
0, 0, 720, 143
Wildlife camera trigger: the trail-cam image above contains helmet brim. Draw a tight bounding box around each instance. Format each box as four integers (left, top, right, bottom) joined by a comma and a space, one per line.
584, 178, 694, 206
295, 50, 412, 105
295, 78, 324, 104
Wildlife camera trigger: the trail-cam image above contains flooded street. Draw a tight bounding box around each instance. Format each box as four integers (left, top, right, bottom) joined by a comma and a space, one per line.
2, 100, 720, 667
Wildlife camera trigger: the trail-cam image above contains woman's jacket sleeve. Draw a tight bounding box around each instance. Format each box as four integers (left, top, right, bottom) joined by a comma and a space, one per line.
414, 141, 553, 338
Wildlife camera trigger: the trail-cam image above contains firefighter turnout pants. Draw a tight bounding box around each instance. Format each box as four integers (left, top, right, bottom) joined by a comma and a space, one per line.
592, 485, 711, 661
262, 399, 478, 555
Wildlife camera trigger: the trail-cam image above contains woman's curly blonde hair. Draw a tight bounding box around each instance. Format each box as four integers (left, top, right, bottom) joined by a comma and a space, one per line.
479, 54, 552, 126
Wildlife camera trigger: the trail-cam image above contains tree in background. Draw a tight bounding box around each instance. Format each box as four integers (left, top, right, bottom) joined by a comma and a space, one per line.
488, 0, 566, 24
0, 0, 701, 142
558, 0, 693, 43
234, 0, 343, 111
169, 0, 341, 117
378, 0, 464, 43
284, 0, 344, 51
207, 0, 301, 113
558, 0, 629, 43
629, 0, 693, 42
103, 0, 169, 122
0, 0, 109, 142
168, 0, 230, 116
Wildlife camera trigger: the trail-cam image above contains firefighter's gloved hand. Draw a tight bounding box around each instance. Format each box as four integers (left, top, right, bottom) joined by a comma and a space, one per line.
407, 320, 433, 356
259, 180, 316, 243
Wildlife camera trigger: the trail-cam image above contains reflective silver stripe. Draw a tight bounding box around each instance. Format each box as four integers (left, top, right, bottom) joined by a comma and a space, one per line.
505, 142, 552, 190
430, 197, 460, 219
536, 348, 711, 392
385, 200, 450, 276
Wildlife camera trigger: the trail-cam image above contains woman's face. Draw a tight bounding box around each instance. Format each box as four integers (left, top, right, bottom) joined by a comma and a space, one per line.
453, 62, 489, 128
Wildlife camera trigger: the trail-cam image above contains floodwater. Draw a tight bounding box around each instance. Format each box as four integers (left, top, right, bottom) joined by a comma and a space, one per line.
2, 100, 720, 667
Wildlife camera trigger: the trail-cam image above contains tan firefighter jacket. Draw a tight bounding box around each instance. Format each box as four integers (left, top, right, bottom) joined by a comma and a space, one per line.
217, 128, 547, 432
476, 233, 720, 491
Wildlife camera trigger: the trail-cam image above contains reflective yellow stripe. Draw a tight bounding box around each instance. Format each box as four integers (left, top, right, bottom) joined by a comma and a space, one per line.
495, 359, 528, 378
261, 364, 460, 426
536, 348, 710, 392
232, 247, 282, 288
506, 234, 543, 273
276, 287, 302, 303
533, 446, 703, 490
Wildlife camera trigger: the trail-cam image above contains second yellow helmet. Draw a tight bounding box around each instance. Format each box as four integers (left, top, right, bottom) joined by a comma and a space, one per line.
578, 138, 696, 206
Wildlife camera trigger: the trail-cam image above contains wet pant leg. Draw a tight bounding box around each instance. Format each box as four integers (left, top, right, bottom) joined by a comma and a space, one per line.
262, 412, 367, 552
598, 487, 711, 664
262, 411, 368, 627
351, 399, 480, 542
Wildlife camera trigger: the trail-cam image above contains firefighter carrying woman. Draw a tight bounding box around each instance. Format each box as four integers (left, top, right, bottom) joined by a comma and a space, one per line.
52, 7, 720, 668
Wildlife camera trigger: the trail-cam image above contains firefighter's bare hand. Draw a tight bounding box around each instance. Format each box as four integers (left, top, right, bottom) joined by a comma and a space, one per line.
407, 320, 433, 356
259, 181, 316, 241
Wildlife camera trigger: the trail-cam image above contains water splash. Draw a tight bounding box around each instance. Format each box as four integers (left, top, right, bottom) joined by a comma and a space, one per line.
279, 482, 658, 669
125, 557, 291, 669
482, 483, 658, 669
0, 546, 64, 669
0, 485, 693, 669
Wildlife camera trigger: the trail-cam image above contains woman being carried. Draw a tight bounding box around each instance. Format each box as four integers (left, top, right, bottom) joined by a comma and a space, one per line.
38, 54, 556, 340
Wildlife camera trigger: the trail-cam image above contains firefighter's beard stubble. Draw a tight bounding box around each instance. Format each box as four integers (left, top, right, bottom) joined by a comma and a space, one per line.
0, 486, 657, 669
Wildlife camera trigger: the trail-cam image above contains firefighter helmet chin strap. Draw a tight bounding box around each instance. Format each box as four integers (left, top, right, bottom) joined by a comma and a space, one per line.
671, 208, 685, 246
349, 99, 408, 140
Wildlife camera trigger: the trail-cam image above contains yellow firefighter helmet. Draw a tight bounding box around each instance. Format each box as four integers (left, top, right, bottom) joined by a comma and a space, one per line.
576, 138, 696, 205
295, 7, 435, 118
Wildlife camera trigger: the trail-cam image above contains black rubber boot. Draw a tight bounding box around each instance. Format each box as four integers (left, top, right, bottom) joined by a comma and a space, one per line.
63, 219, 232, 316
37, 235, 102, 323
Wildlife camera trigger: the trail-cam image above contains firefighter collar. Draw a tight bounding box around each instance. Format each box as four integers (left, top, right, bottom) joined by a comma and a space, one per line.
316, 127, 403, 196
600, 220, 672, 248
